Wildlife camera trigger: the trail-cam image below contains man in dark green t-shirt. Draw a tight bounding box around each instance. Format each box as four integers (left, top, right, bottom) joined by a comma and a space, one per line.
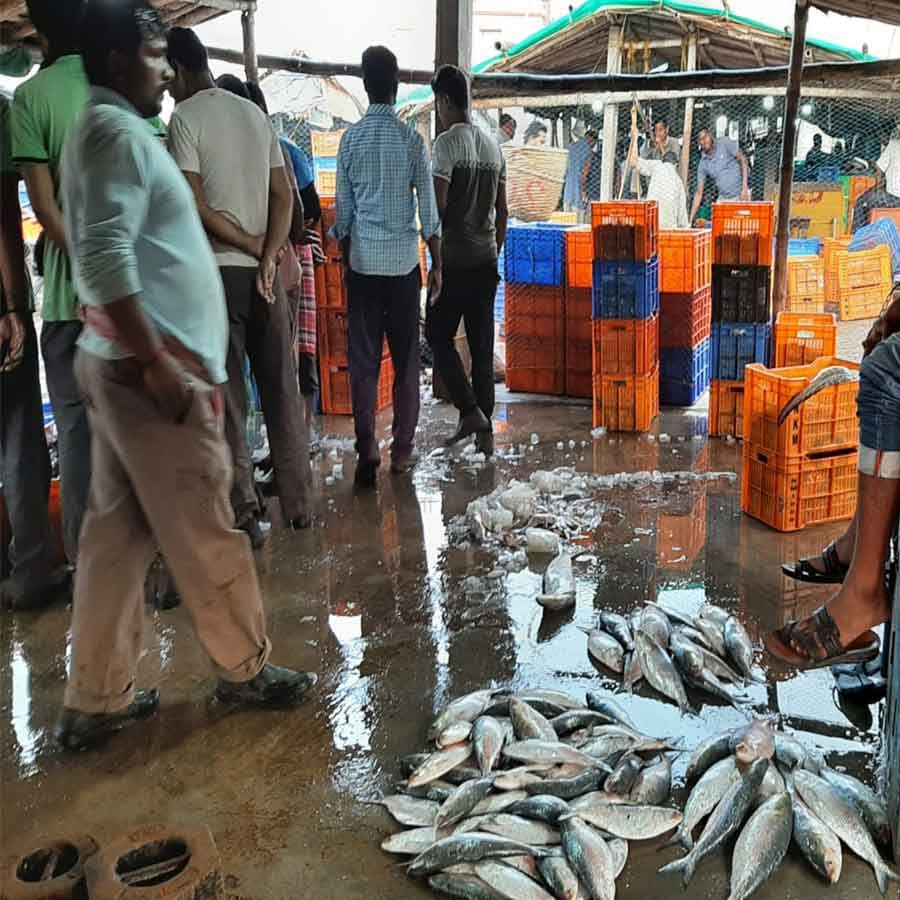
0, 91, 71, 609
11, 0, 91, 565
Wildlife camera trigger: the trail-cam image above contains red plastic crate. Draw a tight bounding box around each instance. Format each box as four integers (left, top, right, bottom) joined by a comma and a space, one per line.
741, 443, 858, 532
773, 312, 837, 368
506, 365, 565, 396
565, 369, 592, 399
565, 287, 592, 399
505, 283, 565, 342
565, 287, 592, 342
315, 260, 347, 311
711, 201, 775, 266
592, 367, 659, 432
565, 227, 594, 289
659, 229, 712, 294
320, 356, 393, 416
591, 201, 659, 262
709, 379, 745, 438
593, 315, 659, 376
659, 287, 712, 349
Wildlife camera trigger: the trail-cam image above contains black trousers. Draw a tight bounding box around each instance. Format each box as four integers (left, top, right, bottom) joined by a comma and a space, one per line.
425, 263, 499, 420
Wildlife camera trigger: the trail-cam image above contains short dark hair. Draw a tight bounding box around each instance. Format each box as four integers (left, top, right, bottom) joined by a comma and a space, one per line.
585, 128, 598, 139
523, 120, 548, 141
216, 73, 249, 99
361, 45, 399, 101
80, 0, 165, 88
813, 133, 823, 145
654, 119, 669, 130
167, 26, 208, 74
431, 64, 468, 110
245, 80, 268, 114
27, 0, 85, 53
499, 113, 515, 128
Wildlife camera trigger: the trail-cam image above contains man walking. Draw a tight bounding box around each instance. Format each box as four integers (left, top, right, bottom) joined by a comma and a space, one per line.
166, 27, 312, 541
56, 0, 315, 752
853, 124, 900, 232
1, 90, 70, 609
425, 65, 507, 456
11, 0, 92, 565
333, 46, 442, 488
689, 128, 751, 223
563, 127, 596, 215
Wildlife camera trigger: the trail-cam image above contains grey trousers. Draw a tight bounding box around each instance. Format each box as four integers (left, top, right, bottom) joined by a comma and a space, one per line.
40, 320, 91, 563
220, 266, 312, 525
0, 315, 55, 587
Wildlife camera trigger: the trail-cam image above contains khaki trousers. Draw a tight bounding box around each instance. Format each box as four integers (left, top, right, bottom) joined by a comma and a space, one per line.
65, 352, 271, 715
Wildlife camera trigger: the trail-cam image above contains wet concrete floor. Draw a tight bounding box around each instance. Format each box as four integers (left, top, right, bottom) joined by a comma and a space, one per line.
0, 385, 887, 900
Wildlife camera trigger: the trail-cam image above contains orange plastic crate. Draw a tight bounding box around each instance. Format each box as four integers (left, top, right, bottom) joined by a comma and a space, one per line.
591, 201, 659, 262
565, 227, 594, 288
709, 379, 745, 438
316, 170, 337, 197
840, 285, 889, 322
593, 315, 659, 377
823, 236, 851, 302
869, 208, 900, 230
506, 365, 565, 396
836, 246, 892, 321
314, 260, 347, 310
659, 229, 712, 294
418, 239, 429, 284
505, 283, 565, 342
592, 367, 659, 432
317, 309, 388, 367
565, 287, 592, 399
506, 333, 564, 372
773, 312, 837, 368
711, 201, 776, 266
743, 357, 860, 460
787, 255, 824, 314
565, 286, 592, 342
311, 129, 345, 158
741, 443, 858, 532
565, 369, 592, 399
658, 493, 707, 569
319, 198, 342, 260
320, 356, 393, 416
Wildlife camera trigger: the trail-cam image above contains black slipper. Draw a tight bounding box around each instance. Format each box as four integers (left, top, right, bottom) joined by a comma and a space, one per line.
782, 540, 849, 584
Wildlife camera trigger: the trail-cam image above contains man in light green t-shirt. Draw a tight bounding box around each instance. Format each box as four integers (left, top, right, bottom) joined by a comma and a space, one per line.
11, 0, 91, 565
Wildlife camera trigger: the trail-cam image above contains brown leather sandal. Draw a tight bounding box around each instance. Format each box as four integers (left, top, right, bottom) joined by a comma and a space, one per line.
781, 541, 849, 585
765, 606, 880, 671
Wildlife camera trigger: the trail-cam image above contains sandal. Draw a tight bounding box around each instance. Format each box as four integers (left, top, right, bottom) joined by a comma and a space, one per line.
781, 540, 849, 585
765, 606, 880, 671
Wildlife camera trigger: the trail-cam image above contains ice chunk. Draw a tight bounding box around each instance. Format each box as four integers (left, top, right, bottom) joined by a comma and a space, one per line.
531, 433, 540, 445
499, 482, 538, 520
325, 476, 335, 486
591, 427, 607, 439
647, 434, 656, 442
569, 440, 576, 450
525, 528, 560, 555
328, 448, 340, 462
469, 452, 486, 464
556, 441, 565, 450
659, 434, 671, 443
332, 463, 344, 480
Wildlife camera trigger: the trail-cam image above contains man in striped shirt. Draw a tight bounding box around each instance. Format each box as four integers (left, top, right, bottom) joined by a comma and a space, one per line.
333, 46, 442, 489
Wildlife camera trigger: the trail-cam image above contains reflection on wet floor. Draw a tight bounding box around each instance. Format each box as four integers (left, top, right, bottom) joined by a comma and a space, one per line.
0, 393, 884, 899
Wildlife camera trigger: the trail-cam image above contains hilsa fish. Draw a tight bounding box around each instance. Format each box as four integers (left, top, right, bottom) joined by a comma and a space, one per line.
777, 366, 858, 426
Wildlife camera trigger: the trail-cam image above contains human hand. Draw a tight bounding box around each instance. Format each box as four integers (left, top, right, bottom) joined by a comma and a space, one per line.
0, 311, 26, 374
142, 351, 193, 423
740, 187, 752, 202
427, 266, 443, 307
257, 253, 277, 303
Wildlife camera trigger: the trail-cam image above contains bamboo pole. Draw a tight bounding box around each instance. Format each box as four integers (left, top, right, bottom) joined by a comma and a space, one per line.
241, 9, 258, 84
599, 22, 624, 201
680, 32, 698, 188
773, 0, 811, 318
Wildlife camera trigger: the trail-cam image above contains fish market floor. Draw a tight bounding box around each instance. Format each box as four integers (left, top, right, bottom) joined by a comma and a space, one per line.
1, 390, 886, 900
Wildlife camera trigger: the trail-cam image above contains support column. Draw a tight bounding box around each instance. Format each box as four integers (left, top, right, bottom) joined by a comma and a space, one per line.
680, 31, 698, 189
435, 0, 473, 72
599, 22, 624, 201
241, 9, 258, 84
773, 0, 810, 316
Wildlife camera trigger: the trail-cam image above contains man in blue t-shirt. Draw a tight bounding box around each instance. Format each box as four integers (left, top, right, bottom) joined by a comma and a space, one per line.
689, 128, 751, 223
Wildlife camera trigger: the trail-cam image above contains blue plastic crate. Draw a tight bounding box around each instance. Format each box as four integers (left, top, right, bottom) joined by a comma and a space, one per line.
850, 218, 900, 275
710, 323, 770, 381
788, 238, 822, 256
314, 156, 337, 172
660, 339, 710, 406
592, 257, 659, 319
504, 225, 566, 285
816, 166, 842, 183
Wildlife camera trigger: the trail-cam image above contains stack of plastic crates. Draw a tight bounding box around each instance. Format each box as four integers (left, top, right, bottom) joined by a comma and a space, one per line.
773, 312, 837, 368
316, 197, 393, 415
564, 226, 593, 398
657, 229, 712, 407
590, 201, 659, 431
835, 242, 893, 321
709, 201, 774, 437
310, 130, 343, 198
741, 357, 860, 532
504, 224, 567, 395
494, 246, 506, 338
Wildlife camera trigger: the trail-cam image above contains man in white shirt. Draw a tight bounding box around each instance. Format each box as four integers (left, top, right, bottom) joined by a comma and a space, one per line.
166, 27, 312, 542
853, 125, 900, 232
627, 117, 689, 229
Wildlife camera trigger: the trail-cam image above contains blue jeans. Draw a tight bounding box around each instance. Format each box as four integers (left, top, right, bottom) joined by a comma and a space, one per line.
858, 332, 900, 477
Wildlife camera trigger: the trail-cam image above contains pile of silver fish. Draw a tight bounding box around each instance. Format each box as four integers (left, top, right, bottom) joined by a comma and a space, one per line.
378, 686, 686, 899
584, 601, 760, 710
665, 718, 898, 898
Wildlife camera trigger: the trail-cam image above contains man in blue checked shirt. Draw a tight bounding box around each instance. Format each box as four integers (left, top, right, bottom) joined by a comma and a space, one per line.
333, 45, 442, 489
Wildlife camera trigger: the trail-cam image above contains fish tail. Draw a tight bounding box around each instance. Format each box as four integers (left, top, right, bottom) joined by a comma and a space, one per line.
658, 854, 693, 885
659, 828, 692, 852
878, 861, 900, 895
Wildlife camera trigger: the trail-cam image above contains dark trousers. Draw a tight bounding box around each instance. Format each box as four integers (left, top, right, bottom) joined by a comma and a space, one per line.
346, 267, 421, 462
853, 187, 900, 233
41, 320, 91, 563
1, 316, 54, 585
220, 266, 312, 525
425, 264, 498, 421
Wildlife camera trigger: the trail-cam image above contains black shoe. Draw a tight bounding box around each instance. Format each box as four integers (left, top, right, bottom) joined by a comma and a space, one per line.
475, 431, 495, 457
55, 689, 160, 751
215, 664, 317, 708
390, 451, 419, 475
444, 408, 492, 447
240, 516, 271, 550
290, 513, 313, 530
354, 459, 380, 489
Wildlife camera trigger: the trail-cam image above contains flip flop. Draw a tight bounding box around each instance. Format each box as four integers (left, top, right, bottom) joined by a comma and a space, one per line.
765, 607, 880, 671
781, 540, 849, 585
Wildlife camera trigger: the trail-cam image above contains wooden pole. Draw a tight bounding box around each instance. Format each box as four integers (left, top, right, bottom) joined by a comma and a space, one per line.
599, 22, 624, 201
680, 31, 698, 188
241, 9, 258, 83
773, 0, 811, 317
435, 0, 473, 71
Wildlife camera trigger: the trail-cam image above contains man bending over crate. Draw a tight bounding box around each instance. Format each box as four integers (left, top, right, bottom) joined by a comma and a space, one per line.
766, 285, 900, 676
426, 65, 508, 455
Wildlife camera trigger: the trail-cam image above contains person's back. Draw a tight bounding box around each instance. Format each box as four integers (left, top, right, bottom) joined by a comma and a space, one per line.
168, 88, 278, 266
433, 122, 503, 268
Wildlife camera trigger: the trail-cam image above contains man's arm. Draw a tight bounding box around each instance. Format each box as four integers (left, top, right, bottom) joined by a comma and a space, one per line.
495, 176, 509, 254
332, 135, 354, 267
413, 135, 442, 304
735, 145, 751, 200
19, 163, 67, 249
689, 170, 706, 224
181, 171, 263, 259
0, 169, 27, 370
433, 176, 449, 219
258, 161, 293, 301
